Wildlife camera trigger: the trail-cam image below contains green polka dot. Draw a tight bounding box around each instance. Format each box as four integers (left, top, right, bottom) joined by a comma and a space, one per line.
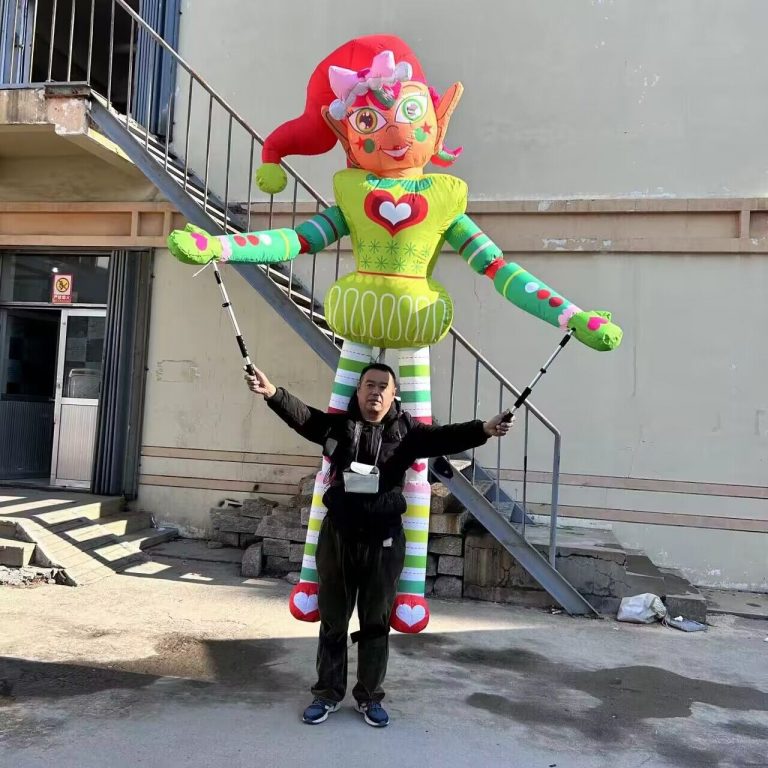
364, 139, 376, 153
415, 127, 427, 142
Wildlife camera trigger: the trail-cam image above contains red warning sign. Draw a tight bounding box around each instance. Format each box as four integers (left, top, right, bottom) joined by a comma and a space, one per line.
52, 274, 73, 304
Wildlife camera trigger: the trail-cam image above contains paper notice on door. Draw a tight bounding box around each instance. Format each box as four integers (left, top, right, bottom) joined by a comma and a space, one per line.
52, 274, 73, 304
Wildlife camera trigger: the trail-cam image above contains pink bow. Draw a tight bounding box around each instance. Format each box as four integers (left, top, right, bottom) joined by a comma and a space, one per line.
328, 50, 412, 120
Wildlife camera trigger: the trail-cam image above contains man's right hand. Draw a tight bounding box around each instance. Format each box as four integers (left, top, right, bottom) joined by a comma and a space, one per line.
244, 367, 277, 399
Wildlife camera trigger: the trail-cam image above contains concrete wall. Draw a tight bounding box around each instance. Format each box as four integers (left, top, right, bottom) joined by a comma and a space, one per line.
135, 243, 768, 590
135, 250, 332, 536
176, 0, 768, 201
431, 249, 768, 591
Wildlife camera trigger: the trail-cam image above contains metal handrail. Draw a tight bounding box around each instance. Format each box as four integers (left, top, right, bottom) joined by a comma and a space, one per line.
449, 328, 560, 436
109, 0, 330, 207
0, 0, 565, 564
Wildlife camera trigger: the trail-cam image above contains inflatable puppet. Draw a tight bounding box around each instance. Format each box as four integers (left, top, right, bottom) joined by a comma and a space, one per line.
167, 35, 622, 634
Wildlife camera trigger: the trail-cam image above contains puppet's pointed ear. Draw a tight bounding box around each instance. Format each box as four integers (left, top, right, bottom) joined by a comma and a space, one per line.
322, 106, 352, 158
434, 82, 463, 154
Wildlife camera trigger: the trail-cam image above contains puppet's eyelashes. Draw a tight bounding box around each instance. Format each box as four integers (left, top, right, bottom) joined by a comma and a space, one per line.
395, 95, 428, 124
349, 107, 387, 134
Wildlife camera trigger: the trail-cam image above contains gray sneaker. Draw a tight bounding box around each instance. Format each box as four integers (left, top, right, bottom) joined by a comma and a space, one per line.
302, 697, 340, 724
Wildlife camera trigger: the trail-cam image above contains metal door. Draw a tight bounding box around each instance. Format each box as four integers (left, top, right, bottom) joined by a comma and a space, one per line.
50, 308, 106, 488
0, 0, 33, 84
133, 0, 180, 136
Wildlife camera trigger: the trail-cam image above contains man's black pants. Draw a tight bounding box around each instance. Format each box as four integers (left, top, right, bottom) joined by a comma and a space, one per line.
311, 517, 406, 704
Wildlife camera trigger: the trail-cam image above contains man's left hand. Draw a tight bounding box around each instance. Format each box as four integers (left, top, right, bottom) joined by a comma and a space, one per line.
483, 412, 515, 438
244, 366, 277, 399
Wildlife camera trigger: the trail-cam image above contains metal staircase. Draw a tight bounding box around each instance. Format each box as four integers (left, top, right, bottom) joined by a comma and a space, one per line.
1, 0, 598, 616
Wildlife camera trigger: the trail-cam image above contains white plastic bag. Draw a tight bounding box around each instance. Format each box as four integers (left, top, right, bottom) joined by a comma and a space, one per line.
617, 593, 667, 624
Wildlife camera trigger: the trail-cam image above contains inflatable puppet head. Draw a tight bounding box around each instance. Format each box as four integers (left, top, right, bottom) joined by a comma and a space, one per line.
256, 34, 463, 193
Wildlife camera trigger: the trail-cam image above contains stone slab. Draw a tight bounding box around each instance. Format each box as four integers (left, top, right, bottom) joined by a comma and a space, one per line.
0, 537, 34, 567
429, 512, 468, 536
263, 556, 292, 576
210, 510, 260, 534
241, 543, 263, 578
464, 583, 556, 608
216, 531, 240, 548
428, 535, 463, 557
255, 516, 305, 543
144, 539, 243, 564
701, 588, 768, 620
438, 555, 464, 577
240, 498, 278, 519
433, 575, 462, 599
430, 484, 462, 516
262, 538, 291, 558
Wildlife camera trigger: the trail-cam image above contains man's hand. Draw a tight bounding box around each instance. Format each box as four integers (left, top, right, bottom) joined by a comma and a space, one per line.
483, 411, 515, 438
244, 367, 277, 399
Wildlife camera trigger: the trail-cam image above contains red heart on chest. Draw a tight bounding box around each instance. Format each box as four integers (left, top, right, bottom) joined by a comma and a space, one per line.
364, 190, 429, 236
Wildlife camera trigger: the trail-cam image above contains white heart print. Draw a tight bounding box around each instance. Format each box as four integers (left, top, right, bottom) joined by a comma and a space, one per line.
293, 591, 319, 615
379, 201, 412, 227
396, 603, 426, 627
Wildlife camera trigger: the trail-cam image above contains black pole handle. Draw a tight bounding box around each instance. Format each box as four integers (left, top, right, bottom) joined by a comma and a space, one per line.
500, 331, 574, 421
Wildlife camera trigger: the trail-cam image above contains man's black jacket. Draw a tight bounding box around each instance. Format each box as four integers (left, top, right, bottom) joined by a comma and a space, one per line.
267, 387, 489, 541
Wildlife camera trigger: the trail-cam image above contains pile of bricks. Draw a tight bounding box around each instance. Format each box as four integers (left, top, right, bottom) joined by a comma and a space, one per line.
425, 483, 467, 598
210, 475, 314, 581
209, 475, 472, 598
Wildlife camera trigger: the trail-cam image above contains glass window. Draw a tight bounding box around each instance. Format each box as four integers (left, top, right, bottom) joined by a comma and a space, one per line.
0, 309, 59, 399
63, 316, 105, 399
0, 254, 110, 304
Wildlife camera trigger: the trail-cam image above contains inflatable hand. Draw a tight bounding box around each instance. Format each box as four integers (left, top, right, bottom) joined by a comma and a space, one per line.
568, 310, 623, 351
256, 162, 288, 195
167, 223, 222, 266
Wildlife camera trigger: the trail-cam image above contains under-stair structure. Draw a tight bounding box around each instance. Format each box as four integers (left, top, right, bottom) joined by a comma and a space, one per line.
2, 0, 605, 614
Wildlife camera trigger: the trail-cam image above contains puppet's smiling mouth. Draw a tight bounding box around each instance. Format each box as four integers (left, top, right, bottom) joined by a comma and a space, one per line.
382, 146, 409, 159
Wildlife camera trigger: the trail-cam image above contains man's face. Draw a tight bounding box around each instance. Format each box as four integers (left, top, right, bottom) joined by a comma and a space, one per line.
357, 369, 396, 422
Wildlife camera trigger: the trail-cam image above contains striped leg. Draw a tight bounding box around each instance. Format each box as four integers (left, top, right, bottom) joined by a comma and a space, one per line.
390, 346, 432, 634
288, 340, 375, 622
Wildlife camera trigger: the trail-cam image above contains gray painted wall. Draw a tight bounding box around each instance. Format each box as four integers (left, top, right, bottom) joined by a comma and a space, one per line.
176, 0, 768, 200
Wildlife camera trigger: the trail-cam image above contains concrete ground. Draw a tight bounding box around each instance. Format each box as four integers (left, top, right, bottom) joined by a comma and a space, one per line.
1, 546, 767, 768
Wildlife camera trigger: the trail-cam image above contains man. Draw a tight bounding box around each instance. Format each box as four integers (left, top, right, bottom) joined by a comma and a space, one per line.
245, 363, 512, 727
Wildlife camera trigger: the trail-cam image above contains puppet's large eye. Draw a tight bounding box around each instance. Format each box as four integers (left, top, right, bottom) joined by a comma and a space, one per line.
395, 95, 428, 124
349, 107, 386, 134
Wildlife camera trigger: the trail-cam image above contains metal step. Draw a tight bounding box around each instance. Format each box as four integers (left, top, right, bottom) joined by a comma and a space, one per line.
430, 456, 599, 616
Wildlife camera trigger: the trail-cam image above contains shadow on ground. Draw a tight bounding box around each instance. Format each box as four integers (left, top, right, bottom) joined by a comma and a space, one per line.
2, 629, 767, 768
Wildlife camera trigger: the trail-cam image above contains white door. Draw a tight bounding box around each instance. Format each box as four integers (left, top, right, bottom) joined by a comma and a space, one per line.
50, 309, 106, 488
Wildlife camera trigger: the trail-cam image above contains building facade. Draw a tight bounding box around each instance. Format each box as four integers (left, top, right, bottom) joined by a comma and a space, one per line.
1, 0, 765, 590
